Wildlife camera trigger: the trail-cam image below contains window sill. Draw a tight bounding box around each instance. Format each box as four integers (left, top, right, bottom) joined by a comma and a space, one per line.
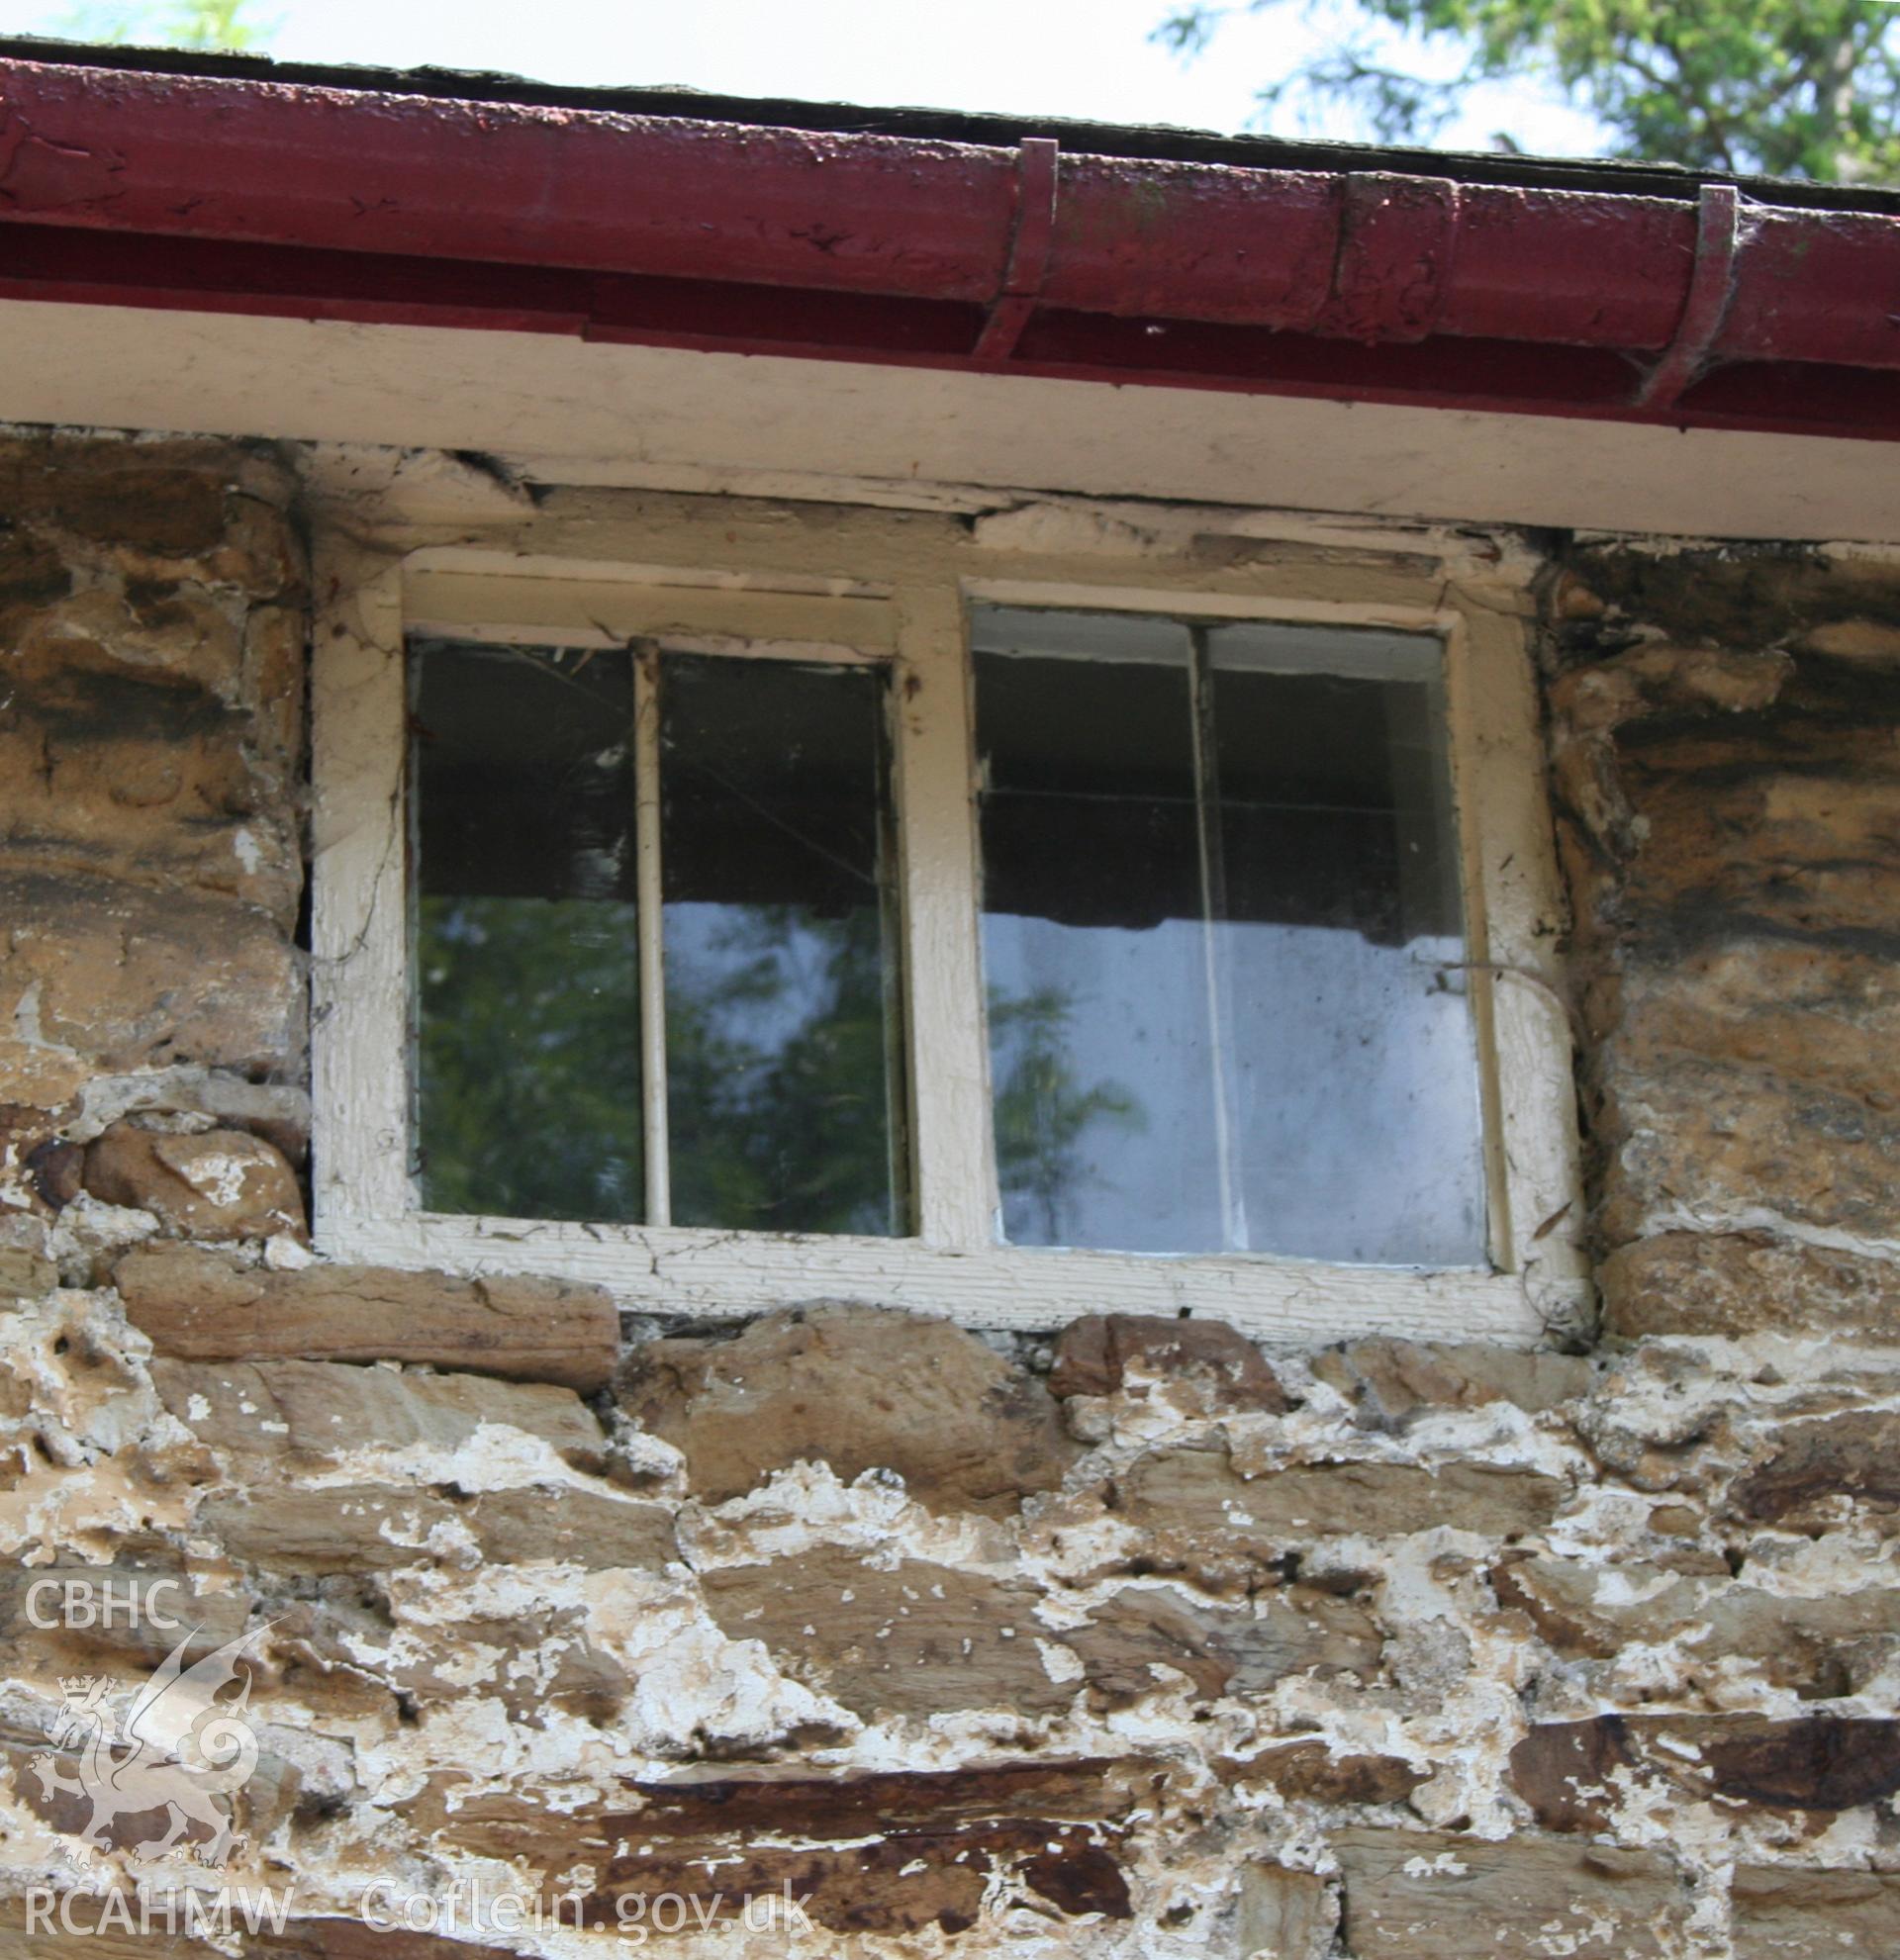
319, 1210, 1579, 1346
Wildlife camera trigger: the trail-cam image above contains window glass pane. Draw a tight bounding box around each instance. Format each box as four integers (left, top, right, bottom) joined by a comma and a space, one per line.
660, 653, 905, 1236
974, 612, 1224, 1253
412, 638, 644, 1223
972, 606, 1485, 1265
1209, 624, 1486, 1264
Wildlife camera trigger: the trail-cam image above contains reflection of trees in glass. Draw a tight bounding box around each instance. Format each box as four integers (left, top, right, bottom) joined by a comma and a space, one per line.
990, 986, 1143, 1246
666, 902, 901, 1237
419, 895, 902, 1234
417, 897, 644, 1222
419, 892, 1140, 1242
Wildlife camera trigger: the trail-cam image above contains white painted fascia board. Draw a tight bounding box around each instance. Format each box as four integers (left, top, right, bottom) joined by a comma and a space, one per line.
0, 300, 1896, 543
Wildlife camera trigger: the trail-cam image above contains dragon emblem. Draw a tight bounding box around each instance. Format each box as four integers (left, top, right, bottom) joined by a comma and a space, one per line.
26, 1625, 270, 1868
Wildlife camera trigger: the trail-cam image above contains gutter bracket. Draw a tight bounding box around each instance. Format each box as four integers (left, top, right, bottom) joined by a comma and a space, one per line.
973, 137, 1059, 363
1636, 182, 1744, 411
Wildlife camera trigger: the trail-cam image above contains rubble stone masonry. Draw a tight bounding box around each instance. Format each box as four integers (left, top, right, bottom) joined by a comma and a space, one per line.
0, 430, 1897, 1956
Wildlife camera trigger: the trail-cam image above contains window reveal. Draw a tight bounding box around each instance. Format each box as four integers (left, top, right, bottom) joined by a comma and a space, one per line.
412, 639, 905, 1236
972, 606, 1485, 1263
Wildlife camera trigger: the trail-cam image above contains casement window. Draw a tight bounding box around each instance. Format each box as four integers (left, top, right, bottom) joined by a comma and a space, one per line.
409, 634, 906, 1238
312, 500, 1583, 1344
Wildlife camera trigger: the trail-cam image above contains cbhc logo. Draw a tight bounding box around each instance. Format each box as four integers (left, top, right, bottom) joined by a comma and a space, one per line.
25, 1577, 187, 1632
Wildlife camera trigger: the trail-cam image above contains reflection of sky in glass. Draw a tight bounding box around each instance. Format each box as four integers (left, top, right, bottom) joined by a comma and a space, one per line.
990, 917, 1216, 1253
976, 607, 1487, 1268
667, 903, 849, 1053
1222, 924, 1481, 1263
988, 917, 1482, 1262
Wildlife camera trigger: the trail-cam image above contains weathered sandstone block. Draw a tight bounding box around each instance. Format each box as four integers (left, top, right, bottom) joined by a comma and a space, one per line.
701, 1545, 1072, 1718
1600, 1055, 1900, 1247
1508, 1716, 1642, 1834
152, 1356, 607, 1470
620, 1304, 1076, 1515
0, 872, 302, 1079
461, 1486, 675, 1567
1235, 1865, 1336, 1960
118, 1245, 618, 1391
0, 610, 300, 921
1612, 941, 1900, 1113
48, 459, 242, 560
0, 1563, 251, 1669
1730, 1867, 1900, 1958
582, 1827, 1126, 1938
1242, 1741, 1422, 1806
188, 1484, 461, 1573
0, 1039, 92, 1111
1511, 1716, 1900, 1831
581, 1759, 1149, 1937
1310, 1337, 1590, 1427
272, 1595, 629, 1722
1065, 1584, 1382, 1706
1493, 1554, 1899, 1692
197, 1484, 675, 1574
1049, 1312, 1287, 1413
1115, 1447, 1565, 1541
0, 1248, 56, 1300
1330, 1828, 1689, 1958
611, 1756, 1155, 1836
1601, 1230, 1900, 1339
1797, 616, 1900, 663
1547, 640, 1792, 737
1729, 1411, 1900, 1530
85, 1122, 306, 1241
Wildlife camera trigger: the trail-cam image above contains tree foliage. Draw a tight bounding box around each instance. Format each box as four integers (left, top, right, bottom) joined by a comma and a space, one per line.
54, 0, 268, 51
1159, 0, 1900, 178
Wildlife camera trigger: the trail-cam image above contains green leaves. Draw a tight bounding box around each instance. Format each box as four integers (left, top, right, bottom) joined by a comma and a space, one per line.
51, 0, 271, 52
1163, 0, 1900, 178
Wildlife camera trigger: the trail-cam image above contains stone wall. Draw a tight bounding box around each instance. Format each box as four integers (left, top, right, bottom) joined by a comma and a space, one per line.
0, 433, 1896, 1957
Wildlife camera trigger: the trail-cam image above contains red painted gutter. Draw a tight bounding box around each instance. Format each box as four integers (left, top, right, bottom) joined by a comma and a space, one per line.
2, 54, 1899, 437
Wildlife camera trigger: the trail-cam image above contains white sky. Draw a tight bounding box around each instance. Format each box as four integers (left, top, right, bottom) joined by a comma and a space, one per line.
7, 0, 1612, 160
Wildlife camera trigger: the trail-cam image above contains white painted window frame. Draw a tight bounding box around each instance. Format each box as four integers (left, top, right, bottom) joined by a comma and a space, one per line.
311, 506, 1585, 1346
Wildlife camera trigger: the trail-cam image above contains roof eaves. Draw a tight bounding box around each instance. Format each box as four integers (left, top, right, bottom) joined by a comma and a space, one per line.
3, 42, 1899, 441
6, 31, 1900, 218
